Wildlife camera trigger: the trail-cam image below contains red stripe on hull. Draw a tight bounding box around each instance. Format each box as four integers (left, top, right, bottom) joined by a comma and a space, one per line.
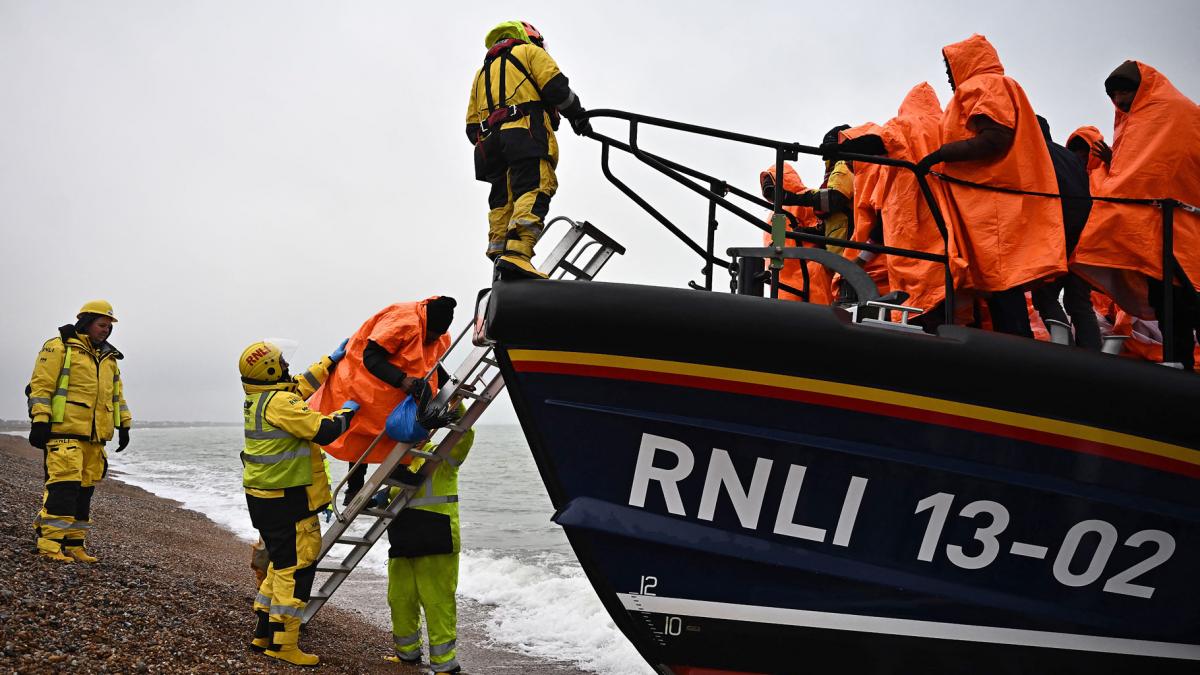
512, 360, 1200, 479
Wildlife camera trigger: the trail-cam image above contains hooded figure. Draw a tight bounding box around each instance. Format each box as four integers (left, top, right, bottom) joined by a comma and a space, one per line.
835, 149, 889, 299
1070, 61, 1200, 323
842, 83, 951, 320
310, 298, 454, 464
926, 35, 1066, 335
1066, 125, 1106, 176
759, 163, 830, 303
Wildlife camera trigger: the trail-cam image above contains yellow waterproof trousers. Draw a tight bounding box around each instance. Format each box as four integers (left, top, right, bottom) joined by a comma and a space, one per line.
35, 439, 106, 554
252, 514, 320, 648
387, 553, 460, 672
486, 157, 558, 260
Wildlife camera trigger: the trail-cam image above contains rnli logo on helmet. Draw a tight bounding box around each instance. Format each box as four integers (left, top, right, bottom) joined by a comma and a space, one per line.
245, 347, 271, 366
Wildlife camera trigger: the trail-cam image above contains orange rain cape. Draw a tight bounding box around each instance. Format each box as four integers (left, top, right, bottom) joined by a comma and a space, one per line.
938, 34, 1066, 293
843, 83, 951, 313
310, 298, 451, 463
759, 163, 831, 303
1066, 125, 1105, 175
1070, 62, 1200, 318
839, 155, 890, 295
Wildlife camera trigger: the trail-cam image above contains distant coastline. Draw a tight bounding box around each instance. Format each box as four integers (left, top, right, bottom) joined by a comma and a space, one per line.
0, 419, 239, 431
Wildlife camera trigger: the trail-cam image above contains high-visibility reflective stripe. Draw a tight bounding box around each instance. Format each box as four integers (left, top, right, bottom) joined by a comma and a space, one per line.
429, 639, 456, 657
254, 392, 271, 432
407, 495, 459, 507
120, 405, 129, 413
244, 429, 295, 440
255, 593, 271, 608
112, 373, 122, 427
28, 397, 51, 406
269, 604, 304, 618
560, 90, 578, 111
393, 631, 420, 647
443, 455, 462, 468
487, 241, 506, 252
241, 447, 311, 464
431, 657, 461, 672
50, 348, 71, 424
301, 370, 320, 390
36, 517, 75, 530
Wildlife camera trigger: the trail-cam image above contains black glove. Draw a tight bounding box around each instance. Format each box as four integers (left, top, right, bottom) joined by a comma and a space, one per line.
787, 190, 819, 208
29, 422, 50, 450
569, 116, 593, 136
818, 141, 840, 159
116, 427, 130, 453
417, 402, 462, 431
822, 124, 851, 146
760, 172, 777, 202
916, 148, 945, 174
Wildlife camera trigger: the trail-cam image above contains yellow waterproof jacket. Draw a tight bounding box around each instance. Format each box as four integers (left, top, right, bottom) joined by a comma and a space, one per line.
243, 356, 337, 515
818, 161, 855, 255
466, 36, 578, 166
388, 415, 474, 556
28, 325, 130, 442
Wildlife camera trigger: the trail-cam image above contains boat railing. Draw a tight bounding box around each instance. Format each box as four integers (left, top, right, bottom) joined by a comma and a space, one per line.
578, 108, 1197, 364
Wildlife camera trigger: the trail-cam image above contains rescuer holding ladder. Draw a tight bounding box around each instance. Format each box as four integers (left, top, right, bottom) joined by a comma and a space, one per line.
26, 300, 131, 563
466, 20, 592, 279
238, 340, 357, 666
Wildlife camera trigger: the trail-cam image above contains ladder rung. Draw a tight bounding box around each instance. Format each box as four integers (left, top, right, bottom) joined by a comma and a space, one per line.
308, 590, 329, 601
382, 476, 422, 489
363, 507, 392, 518
406, 449, 438, 460
336, 535, 371, 546
556, 261, 592, 280
480, 356, 498, 366
317, 562, 351, 574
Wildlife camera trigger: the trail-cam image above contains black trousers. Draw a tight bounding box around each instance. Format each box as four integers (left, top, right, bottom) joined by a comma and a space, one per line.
1147, 279, 1199, 369
1030, 273, 1102, 349
986, 288, 1033, 338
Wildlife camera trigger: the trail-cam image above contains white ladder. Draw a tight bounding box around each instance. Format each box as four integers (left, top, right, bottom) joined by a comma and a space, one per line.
303, 217, 624, 623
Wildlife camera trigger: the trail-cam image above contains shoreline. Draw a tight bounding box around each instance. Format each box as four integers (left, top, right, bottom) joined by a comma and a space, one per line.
0, 435, 588, 674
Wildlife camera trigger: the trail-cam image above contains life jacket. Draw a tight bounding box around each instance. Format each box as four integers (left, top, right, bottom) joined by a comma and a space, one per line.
241, 390, 313, 490
475, 39, 560, 140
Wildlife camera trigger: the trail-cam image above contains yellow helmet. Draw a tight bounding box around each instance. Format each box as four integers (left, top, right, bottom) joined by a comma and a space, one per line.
239, 341, 286, 383
77, 299, 117, 322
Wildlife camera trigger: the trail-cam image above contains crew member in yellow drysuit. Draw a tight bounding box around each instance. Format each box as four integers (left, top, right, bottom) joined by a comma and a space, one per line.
240, 340, 356, 666
466, 20, 592, 278
27, 300, 131, 563
384, 409, 474, 673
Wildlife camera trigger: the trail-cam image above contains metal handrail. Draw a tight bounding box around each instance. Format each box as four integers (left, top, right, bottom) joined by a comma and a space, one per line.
583, 108, 956, 317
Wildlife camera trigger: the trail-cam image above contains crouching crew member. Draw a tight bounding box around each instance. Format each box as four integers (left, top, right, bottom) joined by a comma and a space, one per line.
239, 340, 357, 666
27, 300, 131, 563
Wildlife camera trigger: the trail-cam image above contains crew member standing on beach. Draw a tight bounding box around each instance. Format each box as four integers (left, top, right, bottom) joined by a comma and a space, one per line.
384, 408, 474, 673
26, 300, 131, 563
239, 340, 357, 666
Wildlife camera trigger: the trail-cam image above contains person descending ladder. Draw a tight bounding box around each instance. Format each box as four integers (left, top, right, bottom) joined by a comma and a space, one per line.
302, 217, 624, 624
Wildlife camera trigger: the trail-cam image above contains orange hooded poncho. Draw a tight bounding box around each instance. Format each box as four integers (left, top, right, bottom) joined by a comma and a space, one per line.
1070, 62, 1200, 318
310, 298, 451, 463
1066, 125, 1106, 175
844, 83, 952, 313
938, 34, 1066, 293
759, 163, 831, 303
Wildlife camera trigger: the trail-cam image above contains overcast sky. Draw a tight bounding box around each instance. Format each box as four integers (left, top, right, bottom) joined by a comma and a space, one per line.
3, 0, 1197, 425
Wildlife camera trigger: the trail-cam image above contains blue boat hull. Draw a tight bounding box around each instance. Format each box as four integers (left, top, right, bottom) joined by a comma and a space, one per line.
484, 280, 1200, 674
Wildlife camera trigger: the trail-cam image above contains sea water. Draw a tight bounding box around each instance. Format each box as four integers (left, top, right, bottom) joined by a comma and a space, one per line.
107, 425, 652, 675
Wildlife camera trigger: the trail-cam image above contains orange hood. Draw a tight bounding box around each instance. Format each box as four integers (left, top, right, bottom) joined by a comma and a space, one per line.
943, 34, 1004, 89
1071, 61, 1200, 313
